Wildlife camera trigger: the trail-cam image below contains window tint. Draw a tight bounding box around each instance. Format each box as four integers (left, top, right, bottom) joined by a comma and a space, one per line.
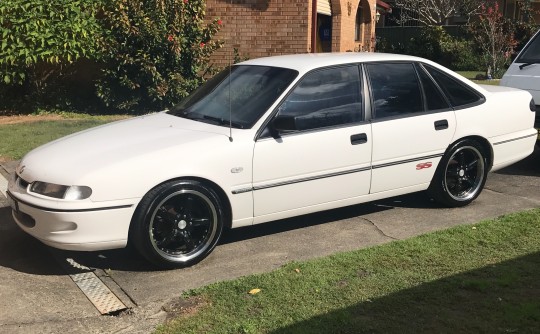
277, 65, 362, 131
517, 32, 540, 63
425, 65, 482, 108
169, 65, 298, 129
416, 64, 450, 111
366, 63, 423, 119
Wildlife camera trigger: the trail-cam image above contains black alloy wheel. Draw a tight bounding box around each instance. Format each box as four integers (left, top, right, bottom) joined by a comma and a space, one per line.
131, 180, 226, 268
429, 139, 488, 207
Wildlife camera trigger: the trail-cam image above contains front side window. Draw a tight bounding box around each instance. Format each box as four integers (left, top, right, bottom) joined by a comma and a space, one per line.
366, 63, 423, 119
276, 65, 363, 131
168, 65, 298, 129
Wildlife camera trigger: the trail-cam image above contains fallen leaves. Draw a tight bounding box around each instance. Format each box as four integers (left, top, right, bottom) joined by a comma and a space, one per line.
248, 288, 261, 295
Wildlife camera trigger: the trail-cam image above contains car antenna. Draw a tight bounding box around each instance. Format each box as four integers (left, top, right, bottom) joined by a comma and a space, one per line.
228, 0, 233, 142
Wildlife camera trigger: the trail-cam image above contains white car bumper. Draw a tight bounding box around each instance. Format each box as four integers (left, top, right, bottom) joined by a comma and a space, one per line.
7, 191, 137, 251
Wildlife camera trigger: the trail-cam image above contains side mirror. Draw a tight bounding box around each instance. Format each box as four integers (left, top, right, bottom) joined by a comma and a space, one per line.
268, 115, 297, 138
272, 115, 298, 132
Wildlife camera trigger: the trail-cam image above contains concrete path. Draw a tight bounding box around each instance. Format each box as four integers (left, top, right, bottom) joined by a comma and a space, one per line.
1, 146, 539, 333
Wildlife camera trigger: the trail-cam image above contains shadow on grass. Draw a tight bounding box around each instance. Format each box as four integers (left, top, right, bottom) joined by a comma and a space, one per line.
272, 252, 540, 334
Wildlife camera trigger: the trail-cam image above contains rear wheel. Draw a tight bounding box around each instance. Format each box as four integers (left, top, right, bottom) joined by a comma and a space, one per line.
429, 140, 488, 207
131, 180, 225, 268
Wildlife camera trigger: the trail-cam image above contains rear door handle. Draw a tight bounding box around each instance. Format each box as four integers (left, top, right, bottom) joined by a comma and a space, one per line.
434, 120, 448, 131
350, 133, 368, 145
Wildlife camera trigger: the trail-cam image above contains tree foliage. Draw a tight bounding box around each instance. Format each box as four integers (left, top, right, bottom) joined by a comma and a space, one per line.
469, 0, 516, 78
96, 0, 223, 112
0, 0, 103, 89
394, 0, 480, 25
377, 26, 480, 71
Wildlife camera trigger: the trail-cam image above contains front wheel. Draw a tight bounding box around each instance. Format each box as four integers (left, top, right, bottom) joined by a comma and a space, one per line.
130, 180, 226, 268
429, 140, 488, 207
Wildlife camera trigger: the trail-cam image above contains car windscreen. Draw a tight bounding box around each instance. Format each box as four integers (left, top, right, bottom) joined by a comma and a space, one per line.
516, 30, 540, 64
168, 65, 298, 129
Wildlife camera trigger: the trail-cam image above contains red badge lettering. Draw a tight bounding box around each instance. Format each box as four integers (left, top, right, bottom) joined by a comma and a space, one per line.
416, 162, 432, 170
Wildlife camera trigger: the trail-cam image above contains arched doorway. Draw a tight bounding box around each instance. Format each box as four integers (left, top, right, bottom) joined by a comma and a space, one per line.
355, 0, 373, 51
316, 0, 333, 52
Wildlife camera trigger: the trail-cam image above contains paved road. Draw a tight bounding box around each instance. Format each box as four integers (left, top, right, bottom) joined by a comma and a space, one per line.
1, 146, 539, 333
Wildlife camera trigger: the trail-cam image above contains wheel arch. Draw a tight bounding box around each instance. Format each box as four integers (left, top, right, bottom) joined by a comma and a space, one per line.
446, 135, 493, 171
186, 176, 233, 229
130, 176, 234, 235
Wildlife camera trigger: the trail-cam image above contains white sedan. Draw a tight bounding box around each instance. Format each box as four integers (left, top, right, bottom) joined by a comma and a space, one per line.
7, 53, 538, 268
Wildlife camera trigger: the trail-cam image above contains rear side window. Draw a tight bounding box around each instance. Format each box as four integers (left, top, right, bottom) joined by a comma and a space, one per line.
517, 31, 540, 63
425, 65, 483, 108
416, 64, 450, 111
366, 63, 423, 119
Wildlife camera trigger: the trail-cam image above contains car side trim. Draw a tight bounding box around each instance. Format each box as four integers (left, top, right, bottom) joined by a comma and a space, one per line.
493, 133, 538, 146
231, 187, 254, 195
372, 153, 444, 169
232, 153, 444, 194
7, 191, 133, 213
232, 166, 372, 194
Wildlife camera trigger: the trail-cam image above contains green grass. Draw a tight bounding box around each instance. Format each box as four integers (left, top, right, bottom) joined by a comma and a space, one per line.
456, 71, 485, 80
157, 209, 540, 333
456, 71, 501, 86
0, 115, 128, 160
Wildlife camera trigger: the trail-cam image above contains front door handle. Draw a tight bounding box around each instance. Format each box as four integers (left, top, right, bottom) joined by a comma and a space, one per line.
434, 120, 449, 131
351, 133, 368, 145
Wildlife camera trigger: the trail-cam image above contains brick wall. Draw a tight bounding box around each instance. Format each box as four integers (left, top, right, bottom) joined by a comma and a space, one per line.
205, 0, 377, 66
206, 0, 311, 67
330, 0, 376, 52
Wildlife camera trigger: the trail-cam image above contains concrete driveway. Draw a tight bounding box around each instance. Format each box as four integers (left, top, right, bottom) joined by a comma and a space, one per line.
1, 146, 539, 333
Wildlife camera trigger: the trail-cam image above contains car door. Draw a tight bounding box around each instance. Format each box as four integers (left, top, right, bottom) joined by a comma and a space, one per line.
252, 64, 372, 223
366, 62, 457, 194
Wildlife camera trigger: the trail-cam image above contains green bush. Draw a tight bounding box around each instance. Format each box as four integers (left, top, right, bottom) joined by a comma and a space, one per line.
0, 0, 103, 89
377, 26, 482, 71
96, 0, 223, 112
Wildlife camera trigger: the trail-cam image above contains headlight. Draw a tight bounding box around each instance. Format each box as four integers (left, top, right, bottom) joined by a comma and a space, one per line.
64, 185, 93, 200
30, 182, 92, 200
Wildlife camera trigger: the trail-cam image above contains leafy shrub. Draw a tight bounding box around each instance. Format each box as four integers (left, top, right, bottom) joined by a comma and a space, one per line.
96, 0, 223, 112
0, 0, 103, 90
377, 26, 482, 71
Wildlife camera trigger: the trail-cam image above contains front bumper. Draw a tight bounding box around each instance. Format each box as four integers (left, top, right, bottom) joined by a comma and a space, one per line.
7, 190, 137, 251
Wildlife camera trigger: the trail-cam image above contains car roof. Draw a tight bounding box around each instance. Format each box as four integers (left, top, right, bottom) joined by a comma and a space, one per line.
237, 52, 427, 72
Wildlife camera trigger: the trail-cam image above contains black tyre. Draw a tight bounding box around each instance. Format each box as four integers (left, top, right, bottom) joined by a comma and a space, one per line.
131, 180, 225, 268
429, 139, 488, 207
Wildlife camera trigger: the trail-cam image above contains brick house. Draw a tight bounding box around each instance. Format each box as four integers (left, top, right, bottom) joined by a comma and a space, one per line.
206, 0, 391, 66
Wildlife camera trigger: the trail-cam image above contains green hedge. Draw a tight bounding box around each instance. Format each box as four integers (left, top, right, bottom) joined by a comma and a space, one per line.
0, 0, 223, 114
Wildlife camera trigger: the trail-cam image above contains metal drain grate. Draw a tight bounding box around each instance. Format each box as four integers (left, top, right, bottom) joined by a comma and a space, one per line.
70, 271, 127, 315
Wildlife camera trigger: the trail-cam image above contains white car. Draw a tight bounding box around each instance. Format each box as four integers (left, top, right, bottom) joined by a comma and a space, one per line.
7, 53, 538, 268
501, 29, 540, 126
